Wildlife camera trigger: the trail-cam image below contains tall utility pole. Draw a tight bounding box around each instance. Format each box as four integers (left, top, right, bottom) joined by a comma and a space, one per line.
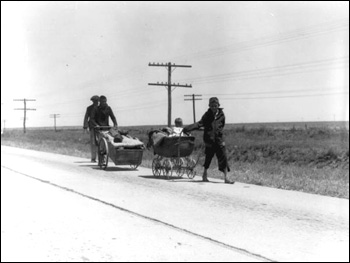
184, 94, 202, 122
13, 99, 36, 133
148, 62, 192, 127
49, 114, 60, 132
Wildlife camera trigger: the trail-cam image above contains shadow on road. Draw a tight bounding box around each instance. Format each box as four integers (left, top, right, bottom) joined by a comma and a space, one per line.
169, 179, 222, 184
138, 175, 221, 183
94, 167, 137, 172
78, 164, 99, 168
77, 163, 138, 172
139, 175, 188, 181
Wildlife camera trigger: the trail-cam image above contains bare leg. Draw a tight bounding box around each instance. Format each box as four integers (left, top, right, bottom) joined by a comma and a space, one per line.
224, 168, 234, 184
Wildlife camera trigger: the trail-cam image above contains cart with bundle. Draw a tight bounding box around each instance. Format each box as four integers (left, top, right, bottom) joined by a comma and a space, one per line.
94, 126, 144, 170
148, 131, 197, 179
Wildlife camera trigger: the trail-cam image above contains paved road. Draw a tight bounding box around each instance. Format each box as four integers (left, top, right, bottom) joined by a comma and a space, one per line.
1, 146, 349, 262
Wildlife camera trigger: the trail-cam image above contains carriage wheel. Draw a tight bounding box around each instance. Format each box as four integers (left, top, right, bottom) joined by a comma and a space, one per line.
174, 158, 185, 177
186, 157, 196, 179
187, 169, 196, 179
98, 138, 109, 170
152, 158, 161, 177
162, 158, 173, 179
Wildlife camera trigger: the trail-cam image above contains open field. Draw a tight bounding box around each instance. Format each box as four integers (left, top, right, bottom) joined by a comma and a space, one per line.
1, 122, 349, 198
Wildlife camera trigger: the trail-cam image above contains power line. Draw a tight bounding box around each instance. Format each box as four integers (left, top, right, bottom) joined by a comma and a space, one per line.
32, 20, 349, 111
178, 56, 349, 84
28, 19, 349, 108
148, 62, 192, 126
168, 19, 349, 62
206, 91, 349, 100
13, 99, 36, 133
181, 56, 348, 81
202, 86, 348, 96
37, 85, 162, 109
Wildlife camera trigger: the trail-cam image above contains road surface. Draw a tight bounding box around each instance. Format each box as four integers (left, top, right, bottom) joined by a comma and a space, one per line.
1, 146, 349, 262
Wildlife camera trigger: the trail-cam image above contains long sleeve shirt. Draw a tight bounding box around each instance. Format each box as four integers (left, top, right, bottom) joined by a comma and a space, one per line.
185, 108, 226, 145
90, 105, 118, 128
83, 104, 98, 130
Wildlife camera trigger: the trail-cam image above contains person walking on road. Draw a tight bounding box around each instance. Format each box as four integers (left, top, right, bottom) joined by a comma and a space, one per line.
83, 95, 100, 162
183, 97, 234, 184
90, 95, 118, 129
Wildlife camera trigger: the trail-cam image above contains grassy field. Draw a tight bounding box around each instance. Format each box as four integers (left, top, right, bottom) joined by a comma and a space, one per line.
1, 123, 349, 199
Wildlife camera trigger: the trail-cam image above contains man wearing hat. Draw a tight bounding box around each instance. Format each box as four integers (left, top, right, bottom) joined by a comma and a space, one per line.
83, 95, 100, 162
183, 97, 234, 184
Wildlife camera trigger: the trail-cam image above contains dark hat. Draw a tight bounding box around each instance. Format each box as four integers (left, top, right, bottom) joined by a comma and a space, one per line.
90, 95, 99, 101
209, 97, 220, 105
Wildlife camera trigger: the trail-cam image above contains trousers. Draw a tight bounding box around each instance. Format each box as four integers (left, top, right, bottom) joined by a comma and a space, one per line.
203, 143, 230, 172
89, 128, 97, 160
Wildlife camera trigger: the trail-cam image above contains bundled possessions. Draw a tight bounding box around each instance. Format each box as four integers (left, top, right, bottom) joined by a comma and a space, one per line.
118, 129, 129, 136
108, 127, 123, 142
160, 127, 173, 135
149, 130, 168, 147
103, 128, 144, 149
147, 129, 195, 157
147, 127, 190, 150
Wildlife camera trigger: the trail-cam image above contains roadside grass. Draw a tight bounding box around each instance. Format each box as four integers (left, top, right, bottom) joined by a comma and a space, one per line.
201, 162, 348, 199
1, 126, 349, 199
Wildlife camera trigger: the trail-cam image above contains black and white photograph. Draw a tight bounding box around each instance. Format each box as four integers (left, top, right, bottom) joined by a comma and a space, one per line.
1, 1, 349, 262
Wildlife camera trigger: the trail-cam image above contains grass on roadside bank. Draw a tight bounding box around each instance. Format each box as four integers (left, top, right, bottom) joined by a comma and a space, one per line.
1, 127, 349, 199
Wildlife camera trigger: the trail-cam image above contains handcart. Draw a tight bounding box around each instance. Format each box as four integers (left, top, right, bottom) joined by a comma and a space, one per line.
94, 126, 144, 170
149, 132, 197, 179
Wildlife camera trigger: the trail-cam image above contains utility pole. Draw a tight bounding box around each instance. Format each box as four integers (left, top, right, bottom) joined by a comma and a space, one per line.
148, 62, 192, 126
49, 114, 60, 132
184, 94, 202, 122
13, 99, 36, 133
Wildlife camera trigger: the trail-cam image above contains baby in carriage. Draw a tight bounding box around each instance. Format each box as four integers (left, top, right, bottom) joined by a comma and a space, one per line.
169, 117, 183, 137
147, 118, 188, 149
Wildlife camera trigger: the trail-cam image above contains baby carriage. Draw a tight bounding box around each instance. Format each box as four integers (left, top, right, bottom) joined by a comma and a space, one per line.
148, 130, 197, 179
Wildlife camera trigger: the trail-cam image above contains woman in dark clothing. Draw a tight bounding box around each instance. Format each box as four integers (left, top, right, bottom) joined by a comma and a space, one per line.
183, 97, 234, 184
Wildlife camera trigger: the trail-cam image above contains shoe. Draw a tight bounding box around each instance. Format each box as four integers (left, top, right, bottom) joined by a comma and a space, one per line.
224, 179, 235, 184
91, 159, 96, 163
202, 177, 209, 182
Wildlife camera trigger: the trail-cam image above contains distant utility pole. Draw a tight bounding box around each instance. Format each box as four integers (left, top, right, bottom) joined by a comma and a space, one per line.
49, 114, 60, 132
148, 62, 192, 127
184, 94, 202, 122
13, 99, 36, 133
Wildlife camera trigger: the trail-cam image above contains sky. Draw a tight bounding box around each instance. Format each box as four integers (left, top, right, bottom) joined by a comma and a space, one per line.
1, 1, 349, 128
